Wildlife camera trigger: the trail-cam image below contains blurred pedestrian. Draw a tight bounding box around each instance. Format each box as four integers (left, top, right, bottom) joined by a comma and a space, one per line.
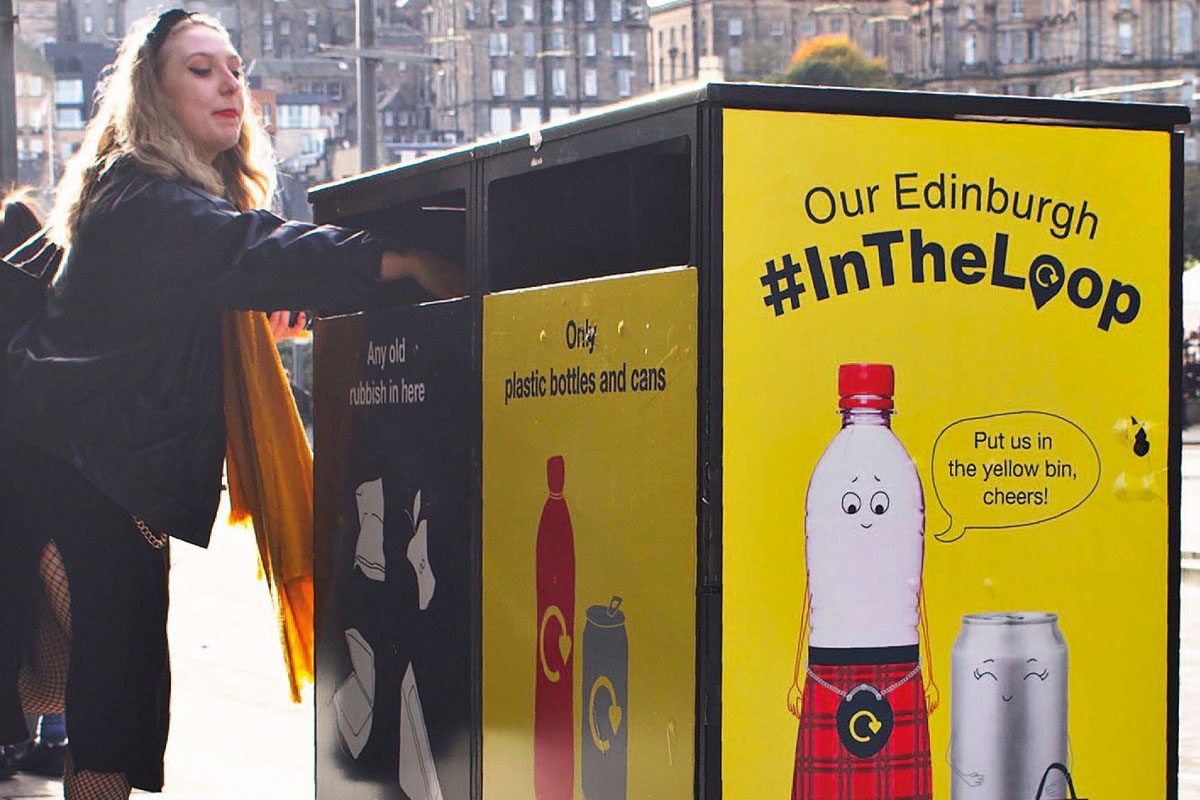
0, 190, 42, 255
0, 8, 461, 799
0, 189, 70, 781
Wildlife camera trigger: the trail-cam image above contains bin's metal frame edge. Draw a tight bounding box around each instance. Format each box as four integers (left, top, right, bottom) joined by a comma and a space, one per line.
1169, 128, 1183, 800
705, 82, 1189, 130
469, 153, 487, 800
696, 97, 724, 800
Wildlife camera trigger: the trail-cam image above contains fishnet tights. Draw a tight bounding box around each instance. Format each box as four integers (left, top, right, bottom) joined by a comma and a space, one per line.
17, 541, 132, 800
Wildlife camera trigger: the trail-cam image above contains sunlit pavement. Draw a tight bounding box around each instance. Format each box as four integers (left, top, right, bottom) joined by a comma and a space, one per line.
7, 445, 1200, 799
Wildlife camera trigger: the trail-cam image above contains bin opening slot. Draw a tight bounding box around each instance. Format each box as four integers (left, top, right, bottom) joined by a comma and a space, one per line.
487, 136, 691, 291
332, 190, 468, 311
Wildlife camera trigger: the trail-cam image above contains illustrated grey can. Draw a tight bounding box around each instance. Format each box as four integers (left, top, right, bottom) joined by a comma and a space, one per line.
580, 596, 628, 800
950, 612, 1069, 800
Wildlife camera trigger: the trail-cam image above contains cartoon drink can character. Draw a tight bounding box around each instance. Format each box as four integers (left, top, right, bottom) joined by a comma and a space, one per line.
581, 596, 628, 800
949, 612, 1069, 800
535, 455, 575, 800
787, 363, 938, 800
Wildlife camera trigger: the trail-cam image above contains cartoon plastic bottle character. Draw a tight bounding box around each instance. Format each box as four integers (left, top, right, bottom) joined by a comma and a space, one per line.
786, 363, 938, 800
948, 612, 1070, 800
534, 455, 575, 800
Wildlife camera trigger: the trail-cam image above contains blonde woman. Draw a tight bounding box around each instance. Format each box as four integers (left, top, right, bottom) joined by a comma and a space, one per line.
0, 9, 460, 799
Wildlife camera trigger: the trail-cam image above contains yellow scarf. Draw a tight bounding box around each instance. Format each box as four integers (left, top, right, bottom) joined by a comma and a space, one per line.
220, 311, 314, 703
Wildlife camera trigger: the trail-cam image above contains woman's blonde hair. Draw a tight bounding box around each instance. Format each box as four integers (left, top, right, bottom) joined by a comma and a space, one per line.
48, 11, 276, 246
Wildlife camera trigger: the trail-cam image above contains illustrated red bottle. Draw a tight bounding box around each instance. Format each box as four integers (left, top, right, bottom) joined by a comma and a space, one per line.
535, 455, 575, 800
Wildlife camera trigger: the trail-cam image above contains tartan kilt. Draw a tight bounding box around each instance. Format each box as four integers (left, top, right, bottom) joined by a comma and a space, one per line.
791, 660, 932, 800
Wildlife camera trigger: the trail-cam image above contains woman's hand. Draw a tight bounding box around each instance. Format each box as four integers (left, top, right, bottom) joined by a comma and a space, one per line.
268, 310, 309, 340
381, 249, 465, 299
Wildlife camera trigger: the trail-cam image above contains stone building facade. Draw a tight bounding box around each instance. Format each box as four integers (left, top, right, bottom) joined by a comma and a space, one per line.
426, 0, 652, 139
909, 0, 1200, 102
649, 0, 913, 87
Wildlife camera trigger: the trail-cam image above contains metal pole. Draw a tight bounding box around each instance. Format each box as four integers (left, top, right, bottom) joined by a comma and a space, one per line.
0, 0, 19, 190
357, 0, 378, 171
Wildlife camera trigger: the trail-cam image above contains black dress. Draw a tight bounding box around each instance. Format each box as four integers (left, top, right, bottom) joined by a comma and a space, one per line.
0, 158, 413, 792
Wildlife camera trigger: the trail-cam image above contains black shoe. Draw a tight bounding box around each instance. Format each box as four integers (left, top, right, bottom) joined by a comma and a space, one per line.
16, 741, 67, 778
0, 745, 18, 780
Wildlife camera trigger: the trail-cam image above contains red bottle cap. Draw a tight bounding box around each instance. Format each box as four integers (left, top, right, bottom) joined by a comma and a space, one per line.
838, 363, 895, 410
547, 455, 565, 494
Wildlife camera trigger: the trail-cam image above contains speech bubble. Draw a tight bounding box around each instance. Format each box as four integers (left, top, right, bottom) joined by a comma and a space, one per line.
932, 411, 1100, 543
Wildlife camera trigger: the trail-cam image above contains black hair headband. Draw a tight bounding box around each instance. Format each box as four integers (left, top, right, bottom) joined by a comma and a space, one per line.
146, 8, 193, 57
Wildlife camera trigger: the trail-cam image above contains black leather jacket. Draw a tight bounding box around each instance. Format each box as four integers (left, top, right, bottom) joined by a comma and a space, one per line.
1, 159, 395, 547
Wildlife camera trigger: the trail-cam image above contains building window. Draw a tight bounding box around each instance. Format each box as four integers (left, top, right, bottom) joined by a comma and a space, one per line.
771, 20, 784, 36
583, 68, 597, 95
55, 107, 83, 129
490, 106, 513, 134
520, 107, 541, 128
801, 18, 816, 37
106, 16, 115, 33
496, 0, 508, 21
1178, 3, 1195, 52
261, 102, 273, 127
523, 31, 537, 56
611, 0, 622, 21
585, 32, 597, 56
82, 14, 93, 33
552, 0, 564, 21
999, 29, 1011, 62
1118, 21, 1133, 53
307, 31, 319, 51
492, 68, 507, 96
28, 76, 42, 97
728, 45, 743, 73
278, 104, 321, 128
306, 9, 318, 26
55, 78, 83, 104
617, 67, 632, 96
728, 18, 743, 36
1011, 0, 1023, 16
489, 32, 509, 56
523, 0, 535, 22
964, 3, 976, 19
279, 17, 291, 35
584, 0, 595, 21
1028, 29, 1038, 61
524, 67, 537, 95
1119, 0, 1132, 9
552, 67, 567, 96
263, 29, 274, 52
829, 18, 844, 33
328, 81, 344, 99
611, 31, 630, 55
964, 32, 977, 64
552, 30, 566, 51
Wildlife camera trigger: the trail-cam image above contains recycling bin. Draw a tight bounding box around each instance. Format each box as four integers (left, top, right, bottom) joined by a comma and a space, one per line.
311, 83, 1186, 800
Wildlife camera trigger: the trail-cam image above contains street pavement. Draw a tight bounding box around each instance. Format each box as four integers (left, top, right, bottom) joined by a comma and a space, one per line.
7, 446, 1200, 799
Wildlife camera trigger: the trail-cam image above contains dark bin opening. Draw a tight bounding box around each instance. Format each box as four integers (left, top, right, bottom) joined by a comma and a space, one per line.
486, 136, 691, 292
328, 189, 468, 312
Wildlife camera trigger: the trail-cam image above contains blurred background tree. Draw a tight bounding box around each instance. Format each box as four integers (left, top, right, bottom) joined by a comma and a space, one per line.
776, 36, 896, 89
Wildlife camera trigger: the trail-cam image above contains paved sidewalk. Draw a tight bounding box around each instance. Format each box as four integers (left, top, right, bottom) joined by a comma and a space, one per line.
0, 494, 313, 799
